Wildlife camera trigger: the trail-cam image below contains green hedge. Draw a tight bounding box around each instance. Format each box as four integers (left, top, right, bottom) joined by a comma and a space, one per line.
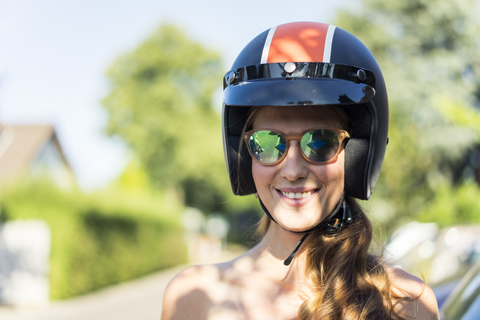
0, 181, 187, 300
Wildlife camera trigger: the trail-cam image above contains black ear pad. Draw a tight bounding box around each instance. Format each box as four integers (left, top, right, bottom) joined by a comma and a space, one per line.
227, 135, 256, 195
344, 138, 369, 200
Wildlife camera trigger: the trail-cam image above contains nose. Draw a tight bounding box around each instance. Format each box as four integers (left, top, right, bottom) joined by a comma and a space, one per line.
280, 141, 309, 181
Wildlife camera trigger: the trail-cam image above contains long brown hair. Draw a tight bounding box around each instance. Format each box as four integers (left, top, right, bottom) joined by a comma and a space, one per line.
298, 196, 407, 319
242, 106, 411, 319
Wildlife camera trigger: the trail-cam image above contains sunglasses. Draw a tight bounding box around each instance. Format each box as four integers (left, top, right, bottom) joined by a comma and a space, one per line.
244, 128, 350, 165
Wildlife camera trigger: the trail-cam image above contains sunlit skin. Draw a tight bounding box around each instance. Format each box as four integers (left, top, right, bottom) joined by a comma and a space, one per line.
251, 106, 345, 233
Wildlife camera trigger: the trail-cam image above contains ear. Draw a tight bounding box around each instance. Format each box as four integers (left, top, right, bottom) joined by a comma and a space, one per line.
254, 193, 259, 199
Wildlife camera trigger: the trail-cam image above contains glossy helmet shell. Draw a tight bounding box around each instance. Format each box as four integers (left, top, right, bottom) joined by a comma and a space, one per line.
222, 22, 388, 200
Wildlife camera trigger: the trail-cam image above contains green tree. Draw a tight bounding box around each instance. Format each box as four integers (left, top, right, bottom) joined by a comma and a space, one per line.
334, 0, 480, 231
102, 24, 230, 213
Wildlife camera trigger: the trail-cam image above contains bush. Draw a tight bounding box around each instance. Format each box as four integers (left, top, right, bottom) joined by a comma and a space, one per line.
0, 180, 187, 300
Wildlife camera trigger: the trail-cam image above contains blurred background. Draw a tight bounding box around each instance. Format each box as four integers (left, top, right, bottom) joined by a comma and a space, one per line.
0, 0, 480, 318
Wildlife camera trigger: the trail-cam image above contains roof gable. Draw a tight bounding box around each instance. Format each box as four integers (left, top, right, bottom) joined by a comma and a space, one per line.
0, 124, 71, 182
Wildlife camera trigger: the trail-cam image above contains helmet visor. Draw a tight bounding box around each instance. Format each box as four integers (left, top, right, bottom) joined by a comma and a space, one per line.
223, 62, 375, 107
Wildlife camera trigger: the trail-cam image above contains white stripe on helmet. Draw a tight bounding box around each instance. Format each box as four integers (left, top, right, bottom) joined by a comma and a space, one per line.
260, 26, 277, 64
323, 25, 336, 63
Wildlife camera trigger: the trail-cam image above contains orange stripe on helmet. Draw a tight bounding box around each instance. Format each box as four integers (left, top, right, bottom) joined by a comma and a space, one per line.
262, 22, 335, 64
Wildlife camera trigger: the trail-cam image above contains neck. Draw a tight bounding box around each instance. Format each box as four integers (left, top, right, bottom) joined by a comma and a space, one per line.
246, 223, 309, 280
261, 222, 308, 260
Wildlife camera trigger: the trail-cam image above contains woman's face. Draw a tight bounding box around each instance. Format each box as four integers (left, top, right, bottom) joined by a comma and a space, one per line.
252, 106, 345, 232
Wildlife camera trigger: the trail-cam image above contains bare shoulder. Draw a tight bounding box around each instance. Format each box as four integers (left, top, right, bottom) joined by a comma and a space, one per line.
161, 263, 229, 320
387, 266, 439, 320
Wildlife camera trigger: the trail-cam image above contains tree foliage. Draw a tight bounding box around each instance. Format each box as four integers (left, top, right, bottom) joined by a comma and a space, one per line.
102, 24, 230, 213
334, 0, 480, 231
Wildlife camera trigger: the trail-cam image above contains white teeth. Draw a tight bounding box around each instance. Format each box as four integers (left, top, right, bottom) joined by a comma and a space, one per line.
281, 190, 313, 199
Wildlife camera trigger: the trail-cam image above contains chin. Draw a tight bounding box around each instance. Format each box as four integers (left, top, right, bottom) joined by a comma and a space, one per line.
276, 212, 326, 232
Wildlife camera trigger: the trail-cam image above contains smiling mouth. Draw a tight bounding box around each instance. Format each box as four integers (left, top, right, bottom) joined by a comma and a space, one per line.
279, 190, 318, 200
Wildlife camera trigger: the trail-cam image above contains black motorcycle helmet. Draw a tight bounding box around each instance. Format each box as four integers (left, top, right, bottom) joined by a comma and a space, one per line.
222, 21, 389, 201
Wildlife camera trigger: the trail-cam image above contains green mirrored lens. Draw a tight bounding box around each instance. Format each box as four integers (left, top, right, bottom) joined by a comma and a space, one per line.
301, 129, 339, 162
249, 131, 285, 163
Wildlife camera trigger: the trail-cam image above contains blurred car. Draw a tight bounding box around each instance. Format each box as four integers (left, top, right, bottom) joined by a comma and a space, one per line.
440, 259, 480, 320
385, 223, 480, 290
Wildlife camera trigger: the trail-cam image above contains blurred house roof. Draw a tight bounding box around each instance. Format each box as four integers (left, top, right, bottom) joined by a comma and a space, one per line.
0, 124, 74, 187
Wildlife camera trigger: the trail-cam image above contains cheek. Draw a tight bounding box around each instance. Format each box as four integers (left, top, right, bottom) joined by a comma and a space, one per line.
318, 151, 345, 188
252, 161, 271, 190
331, 152, 345, 188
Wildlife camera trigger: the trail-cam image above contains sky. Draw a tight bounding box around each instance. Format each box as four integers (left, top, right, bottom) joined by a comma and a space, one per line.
0, 0, 357, 190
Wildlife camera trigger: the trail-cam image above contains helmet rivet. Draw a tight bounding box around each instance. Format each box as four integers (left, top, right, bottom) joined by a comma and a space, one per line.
284, 62, 297, 74
356, 69, 367, 82
228, 71, 236, 84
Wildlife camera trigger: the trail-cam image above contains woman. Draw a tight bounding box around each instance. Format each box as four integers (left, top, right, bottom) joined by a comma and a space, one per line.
162, 22, 439, 320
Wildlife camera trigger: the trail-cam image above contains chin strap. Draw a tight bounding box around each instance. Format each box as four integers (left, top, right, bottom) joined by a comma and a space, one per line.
259, 194, 354, 266
283, 232, 312, 266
